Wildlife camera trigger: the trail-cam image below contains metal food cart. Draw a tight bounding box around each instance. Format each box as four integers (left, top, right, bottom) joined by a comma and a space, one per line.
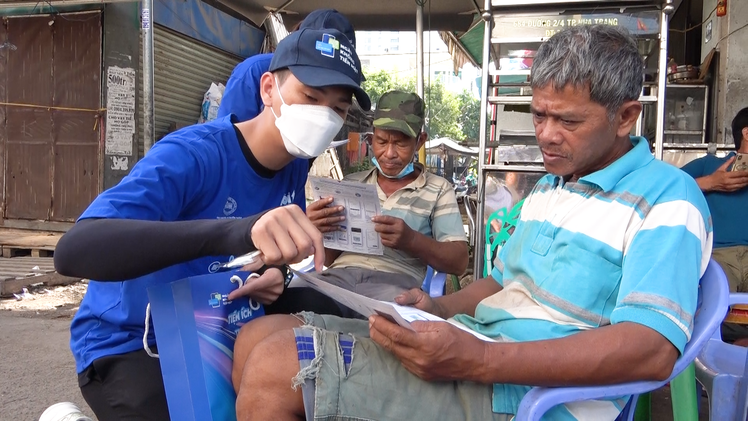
472, 0, 685, 278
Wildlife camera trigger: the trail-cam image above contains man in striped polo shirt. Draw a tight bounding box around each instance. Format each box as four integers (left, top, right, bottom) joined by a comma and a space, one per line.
235, 26, 712, 421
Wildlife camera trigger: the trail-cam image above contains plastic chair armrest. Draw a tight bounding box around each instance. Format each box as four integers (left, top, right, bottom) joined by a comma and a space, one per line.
729, 293, 748, 306
516, 380, 664, 420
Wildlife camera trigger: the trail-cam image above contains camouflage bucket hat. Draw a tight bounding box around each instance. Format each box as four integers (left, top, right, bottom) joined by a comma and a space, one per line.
372, 91, 425, 138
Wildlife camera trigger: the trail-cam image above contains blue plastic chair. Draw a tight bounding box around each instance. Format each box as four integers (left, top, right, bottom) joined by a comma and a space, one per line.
695, 292, 748, 420
514, 259, 729, 421
422, 266, 447, 298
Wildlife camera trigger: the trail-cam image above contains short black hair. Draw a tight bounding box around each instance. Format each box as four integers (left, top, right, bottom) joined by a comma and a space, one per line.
273, 69, 291, 86
732, 107, 748, 150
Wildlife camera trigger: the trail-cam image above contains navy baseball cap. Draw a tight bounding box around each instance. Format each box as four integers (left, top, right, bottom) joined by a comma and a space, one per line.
270, 28, 371, 110
299, 9, 356, 48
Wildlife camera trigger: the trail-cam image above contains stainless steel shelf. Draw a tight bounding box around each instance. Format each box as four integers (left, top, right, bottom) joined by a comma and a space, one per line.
663, 143, 734, 150
491, 37, 545, 44
481, 164, 546, 172
488, 96, 532, 104
666, 84, 708, 89
489, 69, 532, 76
488, 82, 532, 88
663, 130, 704, 135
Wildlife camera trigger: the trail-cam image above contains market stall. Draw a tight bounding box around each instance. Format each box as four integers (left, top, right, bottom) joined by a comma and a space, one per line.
424, 137, 478, 180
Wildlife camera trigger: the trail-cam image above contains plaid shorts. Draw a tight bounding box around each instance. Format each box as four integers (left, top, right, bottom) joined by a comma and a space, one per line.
295, 329, 354, 376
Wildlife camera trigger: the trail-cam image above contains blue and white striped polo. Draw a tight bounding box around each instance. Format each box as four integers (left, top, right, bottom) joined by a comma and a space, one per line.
454, 136, 713, 420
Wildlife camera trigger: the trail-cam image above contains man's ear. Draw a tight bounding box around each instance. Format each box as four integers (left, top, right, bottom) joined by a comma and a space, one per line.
615, 100, 643, 138
742, 127, 748, 144
259, 72, 275, 107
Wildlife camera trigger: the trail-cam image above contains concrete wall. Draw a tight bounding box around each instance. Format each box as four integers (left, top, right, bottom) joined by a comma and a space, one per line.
703, 0, 748, 144
701, 0, 723, 63
102, 3, 140, 189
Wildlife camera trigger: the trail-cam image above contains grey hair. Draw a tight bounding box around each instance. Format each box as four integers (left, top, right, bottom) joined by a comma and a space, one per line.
530, 25, 643, 121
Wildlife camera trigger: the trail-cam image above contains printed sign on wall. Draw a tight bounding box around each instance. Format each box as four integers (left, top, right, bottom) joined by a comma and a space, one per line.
105, 66, 136, 157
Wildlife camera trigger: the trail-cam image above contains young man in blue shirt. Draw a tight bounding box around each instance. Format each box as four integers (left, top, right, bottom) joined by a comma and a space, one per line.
54, 26, 370, 421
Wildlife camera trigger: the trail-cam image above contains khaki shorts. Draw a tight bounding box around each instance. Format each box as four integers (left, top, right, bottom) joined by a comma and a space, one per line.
291, 312, 512, 421
317, 267, 421, 301
712, 246, 748, 342
712, 246, 748, 293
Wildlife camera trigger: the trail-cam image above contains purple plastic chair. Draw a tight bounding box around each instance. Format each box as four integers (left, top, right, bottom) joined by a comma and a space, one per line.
695, 292, 748, 420
514, 259, 729, 421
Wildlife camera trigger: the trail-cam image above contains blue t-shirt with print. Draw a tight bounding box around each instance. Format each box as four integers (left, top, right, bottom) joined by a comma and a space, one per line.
217, 53, 273, 122
69, 114, 307, 373
681, 152, 748, 248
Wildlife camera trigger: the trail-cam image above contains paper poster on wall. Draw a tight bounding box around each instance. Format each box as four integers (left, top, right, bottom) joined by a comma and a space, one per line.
105, 66, 136, 156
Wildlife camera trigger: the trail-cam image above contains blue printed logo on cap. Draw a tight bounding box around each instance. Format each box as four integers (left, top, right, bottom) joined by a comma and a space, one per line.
269, 27, 372, 110
315, 34, 340, 58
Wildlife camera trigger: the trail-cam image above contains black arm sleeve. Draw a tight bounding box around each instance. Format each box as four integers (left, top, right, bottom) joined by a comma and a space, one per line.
54, 213, 267, 281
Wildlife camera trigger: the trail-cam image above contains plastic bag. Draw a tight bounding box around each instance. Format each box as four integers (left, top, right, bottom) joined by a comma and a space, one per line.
198, 82, 225, 124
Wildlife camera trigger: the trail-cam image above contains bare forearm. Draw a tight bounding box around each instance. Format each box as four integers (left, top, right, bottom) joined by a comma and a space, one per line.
405, 233, 469, 275
434, 276, 502, 318
695, 175, 714, 192
468, 322, 677, 386
695, 173, 748, 193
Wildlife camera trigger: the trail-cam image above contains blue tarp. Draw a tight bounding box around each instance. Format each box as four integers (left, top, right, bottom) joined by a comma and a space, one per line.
155, 0, 264, 58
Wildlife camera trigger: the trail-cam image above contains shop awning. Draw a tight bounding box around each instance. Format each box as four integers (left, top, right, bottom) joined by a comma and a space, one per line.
214, 0, 481, 32
426, 137, 479, 156
212, 0, 486, 80
439, 16, 484, 73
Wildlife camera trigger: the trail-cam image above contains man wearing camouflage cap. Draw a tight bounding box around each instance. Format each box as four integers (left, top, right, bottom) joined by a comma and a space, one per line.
372, 90, 426, 139
231, 91, 467, 390
303, 90, 469, 302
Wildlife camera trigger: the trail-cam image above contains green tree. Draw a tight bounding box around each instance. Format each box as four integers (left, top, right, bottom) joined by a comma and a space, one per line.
361, 70, 395, 108
419, 79, 463, 141
363, 70, 465, 141
457, 90, 482, 143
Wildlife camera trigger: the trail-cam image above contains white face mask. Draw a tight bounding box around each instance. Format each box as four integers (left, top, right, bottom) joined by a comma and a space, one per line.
270, 77, 345, 159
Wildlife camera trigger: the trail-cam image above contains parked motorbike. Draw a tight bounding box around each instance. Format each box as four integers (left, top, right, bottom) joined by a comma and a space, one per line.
453, 176, 468, 200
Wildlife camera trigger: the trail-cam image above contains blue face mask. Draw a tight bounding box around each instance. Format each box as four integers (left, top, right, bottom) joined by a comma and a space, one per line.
372, 157, 415, 179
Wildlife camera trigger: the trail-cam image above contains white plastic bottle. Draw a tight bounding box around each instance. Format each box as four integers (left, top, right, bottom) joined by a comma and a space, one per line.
39, 402, 94, 421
